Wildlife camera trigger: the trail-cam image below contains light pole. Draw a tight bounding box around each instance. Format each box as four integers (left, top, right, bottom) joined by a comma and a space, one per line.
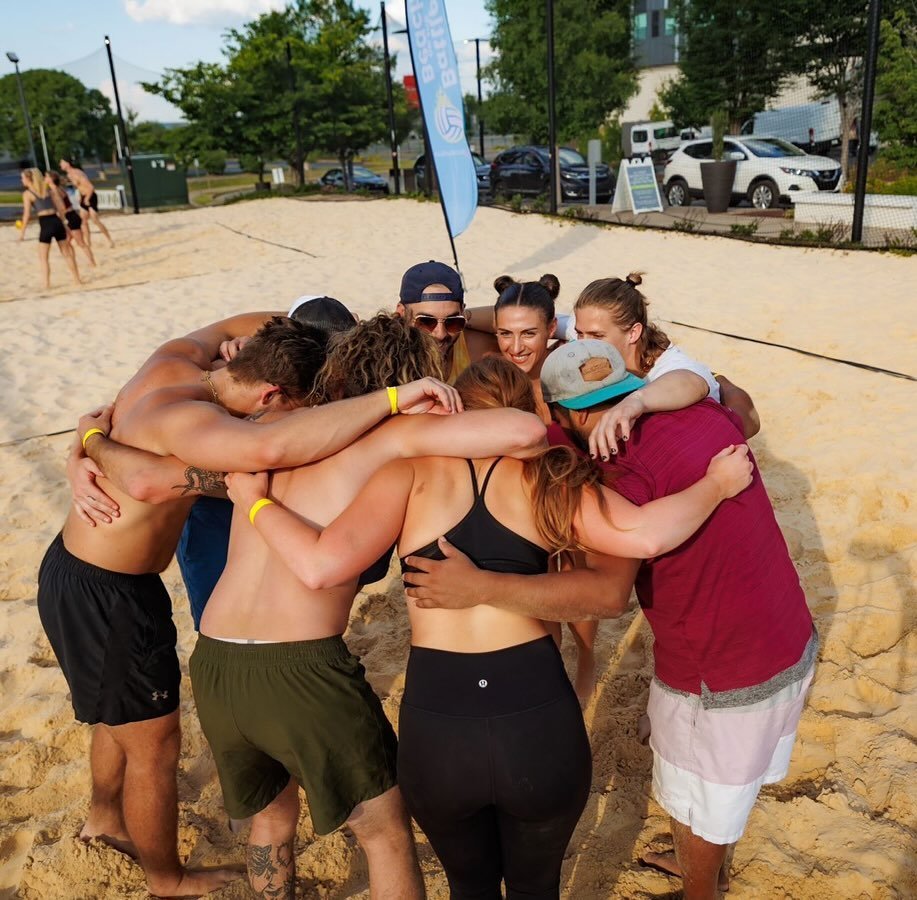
5, 51, 38, 169
546, 0, 558, 214
381, 3, 401, 194
285, 41, 305, 187
464, 38, 487, 158
104, 36, 140, 213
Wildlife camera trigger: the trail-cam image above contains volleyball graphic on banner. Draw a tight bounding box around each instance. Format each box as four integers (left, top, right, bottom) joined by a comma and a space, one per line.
435, 91, 465, 144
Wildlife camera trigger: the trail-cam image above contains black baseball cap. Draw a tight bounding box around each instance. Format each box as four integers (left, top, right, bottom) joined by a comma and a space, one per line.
399, 260, 464, 304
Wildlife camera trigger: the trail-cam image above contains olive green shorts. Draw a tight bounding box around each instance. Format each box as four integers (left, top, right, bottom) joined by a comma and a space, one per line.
190, 634, 397, 833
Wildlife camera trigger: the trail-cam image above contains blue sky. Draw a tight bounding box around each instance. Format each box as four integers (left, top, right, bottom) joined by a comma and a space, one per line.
3, 0, 495, 121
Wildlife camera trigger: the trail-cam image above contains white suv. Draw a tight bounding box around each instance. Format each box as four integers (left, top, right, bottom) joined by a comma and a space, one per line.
662, 136, 842, 209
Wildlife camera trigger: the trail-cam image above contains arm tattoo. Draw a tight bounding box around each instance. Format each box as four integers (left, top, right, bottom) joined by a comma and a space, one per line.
172, 466, 226, 496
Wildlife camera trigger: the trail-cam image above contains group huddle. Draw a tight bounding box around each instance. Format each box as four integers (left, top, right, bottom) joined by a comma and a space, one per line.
38, 261, 815, 900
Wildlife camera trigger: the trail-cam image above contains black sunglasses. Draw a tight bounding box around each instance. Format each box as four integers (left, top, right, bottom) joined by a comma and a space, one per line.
412, 314, 468, 336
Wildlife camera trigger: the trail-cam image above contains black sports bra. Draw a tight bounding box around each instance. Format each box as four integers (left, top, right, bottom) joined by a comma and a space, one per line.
401, 459, 549, 586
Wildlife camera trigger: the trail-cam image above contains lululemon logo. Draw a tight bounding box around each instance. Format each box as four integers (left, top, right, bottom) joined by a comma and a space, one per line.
478, 679, 488, 688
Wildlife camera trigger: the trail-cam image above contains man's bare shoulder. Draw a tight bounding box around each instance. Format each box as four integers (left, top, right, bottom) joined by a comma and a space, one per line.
465, 328, 499, 360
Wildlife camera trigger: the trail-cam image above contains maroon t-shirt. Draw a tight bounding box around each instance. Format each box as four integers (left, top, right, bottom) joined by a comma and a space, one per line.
549, 401, 812, 694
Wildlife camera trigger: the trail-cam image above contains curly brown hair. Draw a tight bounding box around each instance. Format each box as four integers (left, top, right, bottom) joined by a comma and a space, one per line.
309, 312, 446, 404
227, 316, 328, 404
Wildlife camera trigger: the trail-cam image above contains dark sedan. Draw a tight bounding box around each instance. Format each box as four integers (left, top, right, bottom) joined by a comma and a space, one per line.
320, 165, 390, 194
414, 151, 490, 195
489, 146, 615, 203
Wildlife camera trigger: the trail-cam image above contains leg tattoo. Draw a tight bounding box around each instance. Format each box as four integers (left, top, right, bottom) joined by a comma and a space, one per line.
247, 840, 295, 899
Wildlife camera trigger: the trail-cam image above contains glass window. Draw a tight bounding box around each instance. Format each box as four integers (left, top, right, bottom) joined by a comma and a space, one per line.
742, 138, 805, 158
654, 126, 678, 140
633, 13, 647, 42
651, 10, 660, 37
499, 150, 519, 165
523, 152, 542, 168
557, 148, 587, 166
632, 129, 648, 143
683, 142, 712, 159
723, 141, 746, 160
664, 13, 676, 35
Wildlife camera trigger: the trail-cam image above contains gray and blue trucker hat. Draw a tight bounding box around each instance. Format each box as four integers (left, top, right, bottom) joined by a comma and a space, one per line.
541, 340, 645, 410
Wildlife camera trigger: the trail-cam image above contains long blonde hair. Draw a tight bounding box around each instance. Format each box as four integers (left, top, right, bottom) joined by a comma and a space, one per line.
454, 357, 608, 556
23, 168, 48, 199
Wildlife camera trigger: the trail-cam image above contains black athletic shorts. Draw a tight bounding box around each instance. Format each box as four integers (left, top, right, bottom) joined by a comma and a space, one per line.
37, 533, 181, 726
65, 210, 82, 231
80, 191, 99, 212
38, 215, 67, 245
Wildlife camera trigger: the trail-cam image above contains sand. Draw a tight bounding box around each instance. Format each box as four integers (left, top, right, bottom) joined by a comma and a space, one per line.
0, 197, 914, 899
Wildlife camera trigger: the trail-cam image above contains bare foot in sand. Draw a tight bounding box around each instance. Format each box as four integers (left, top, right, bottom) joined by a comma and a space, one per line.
79, 823, 137, 860
640, 850, 730, 892
637, 712, 652, 745
148, 867, 240, 897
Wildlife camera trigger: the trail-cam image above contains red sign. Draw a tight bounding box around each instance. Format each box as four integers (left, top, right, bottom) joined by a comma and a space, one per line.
403, 74, 419, 110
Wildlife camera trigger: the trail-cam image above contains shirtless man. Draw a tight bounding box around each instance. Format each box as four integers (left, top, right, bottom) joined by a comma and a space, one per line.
59, 158, 115, 249
69, 315, 546, 897
39, 312, 458, 898
396, 260, 497, 382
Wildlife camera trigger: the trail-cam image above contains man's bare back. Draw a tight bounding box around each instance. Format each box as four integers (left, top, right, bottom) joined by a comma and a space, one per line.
65, 314, 279, 574
203, 406, 545, 642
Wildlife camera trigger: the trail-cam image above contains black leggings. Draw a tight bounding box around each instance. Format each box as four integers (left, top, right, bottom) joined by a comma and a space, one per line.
397, 636, 592, 900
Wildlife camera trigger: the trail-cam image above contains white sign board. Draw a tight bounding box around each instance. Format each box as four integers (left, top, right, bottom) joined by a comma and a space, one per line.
271, 167, 286, 185
611, 158, 664, 214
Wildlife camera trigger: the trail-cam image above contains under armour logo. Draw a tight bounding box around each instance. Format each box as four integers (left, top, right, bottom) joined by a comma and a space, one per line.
152, 690, 169, 701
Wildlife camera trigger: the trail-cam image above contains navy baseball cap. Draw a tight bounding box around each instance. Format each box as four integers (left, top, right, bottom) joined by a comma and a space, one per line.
399, 260, 464, 304
541, 340, 645, 409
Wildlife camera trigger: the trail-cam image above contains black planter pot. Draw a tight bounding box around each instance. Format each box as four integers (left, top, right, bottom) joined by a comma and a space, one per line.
700, 160, 737, 213
254, 181, 271, 193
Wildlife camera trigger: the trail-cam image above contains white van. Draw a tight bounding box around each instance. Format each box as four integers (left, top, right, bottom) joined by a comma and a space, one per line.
623, 120, 709, 158
740, 99, 875, 155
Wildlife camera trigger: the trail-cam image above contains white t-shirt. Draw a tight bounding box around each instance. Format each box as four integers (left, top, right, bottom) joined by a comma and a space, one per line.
646, 344, 721, 401
557, 314, 721, 401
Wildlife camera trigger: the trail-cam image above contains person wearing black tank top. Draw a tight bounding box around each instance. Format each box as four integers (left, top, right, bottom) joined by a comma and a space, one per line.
49, 171, 96, 270
226, 359, 753, 899
18, 168, 82, 290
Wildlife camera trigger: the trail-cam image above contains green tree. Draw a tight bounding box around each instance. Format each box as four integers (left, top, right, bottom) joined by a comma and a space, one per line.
483, 0, 637, 142
295, 0, 388, 185
144, 1, 389, 188
0, 69, 115, 164
796, 1, 870, 183
874, 9, 917, 167
660, 0, 800, 132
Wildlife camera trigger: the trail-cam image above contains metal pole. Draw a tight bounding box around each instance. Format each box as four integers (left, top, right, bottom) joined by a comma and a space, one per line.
38, 122, 50, 170
104, 36, 140, 213
9, 59, 38, 168
546, 0, 558, 214
381, 3, 401, 195
851, 0, 881, 244
475, 39, 484, 158
285, 41, 305, 186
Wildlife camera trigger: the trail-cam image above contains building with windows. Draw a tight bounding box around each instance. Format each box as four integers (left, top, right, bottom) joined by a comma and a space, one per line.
623, 0, 679, 122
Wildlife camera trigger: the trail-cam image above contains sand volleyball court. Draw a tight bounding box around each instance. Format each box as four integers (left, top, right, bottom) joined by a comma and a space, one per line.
0, 197, 914, 898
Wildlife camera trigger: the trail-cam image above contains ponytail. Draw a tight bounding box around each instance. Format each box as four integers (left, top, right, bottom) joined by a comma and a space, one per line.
575, 272, 671, 375
523, 446, 608, 556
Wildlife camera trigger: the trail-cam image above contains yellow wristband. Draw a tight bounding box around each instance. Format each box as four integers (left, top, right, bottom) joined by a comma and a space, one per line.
386, 385, 399, 415
81, 428, 105, 449
248, 498, 274, 525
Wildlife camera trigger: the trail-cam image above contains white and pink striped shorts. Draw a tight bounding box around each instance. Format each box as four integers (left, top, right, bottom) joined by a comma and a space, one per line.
647, 659, 815, 845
